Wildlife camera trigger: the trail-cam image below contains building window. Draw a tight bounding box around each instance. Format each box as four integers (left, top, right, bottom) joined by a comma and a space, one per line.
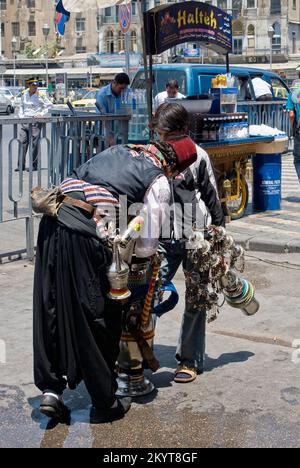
12, 22, 20, 37
118, 30, 125, 53
142, 1, 150, 13
272, 21, 281, 53
76, 47, 86, 53
76, 38, 86, 54
217, 0, 227, 11
247, 24, 255, 36
96, 14, 102, 32
27, 0, 35, 7
233, 37, 243, 54
75, 18, 86, 33
293, 0, 297, 10
1, 23, 4, 37
130, 30, 137, 52
232, 0, 242, 19
247, 24, 255, 50
132, 0, 137, 16
28, 21, 36, 36
247, 0, 255, 8
0, 0, 6, 10
233, 18, 243, 36
270, 0, 281, 14
105, 7, 112, 16
292, 32, 297, 54
105, 30, 114, 53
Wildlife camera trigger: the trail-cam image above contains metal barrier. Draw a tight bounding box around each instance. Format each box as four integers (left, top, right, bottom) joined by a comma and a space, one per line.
0, 113, 130, 262
238, 100, 293, 149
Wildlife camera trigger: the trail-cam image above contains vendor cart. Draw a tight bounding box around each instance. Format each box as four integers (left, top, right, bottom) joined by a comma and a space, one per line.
202, 136, 273, 220
203, 135, 288, 218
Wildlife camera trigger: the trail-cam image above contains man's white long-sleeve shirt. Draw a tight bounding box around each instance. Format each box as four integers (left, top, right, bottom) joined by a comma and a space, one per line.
19, 90, 52, 118
135, 175, 171, 258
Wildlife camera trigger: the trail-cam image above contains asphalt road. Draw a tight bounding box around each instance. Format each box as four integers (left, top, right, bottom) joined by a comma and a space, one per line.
0, 252, 300, 448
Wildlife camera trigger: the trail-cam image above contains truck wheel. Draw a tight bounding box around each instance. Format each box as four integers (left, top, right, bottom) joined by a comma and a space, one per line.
225, 176, 249, 220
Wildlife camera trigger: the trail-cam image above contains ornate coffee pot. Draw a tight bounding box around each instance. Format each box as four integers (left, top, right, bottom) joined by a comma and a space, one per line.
107, 237, 131, 301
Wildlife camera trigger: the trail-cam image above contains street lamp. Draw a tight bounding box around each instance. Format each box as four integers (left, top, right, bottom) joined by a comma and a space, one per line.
11, 36, 17, 87
268, 25, 275, 71
42, 23, 50, 89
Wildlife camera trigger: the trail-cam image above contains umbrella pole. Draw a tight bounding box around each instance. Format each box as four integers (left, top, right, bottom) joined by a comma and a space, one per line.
226, 52, 230, 74
138, 0, 153, 126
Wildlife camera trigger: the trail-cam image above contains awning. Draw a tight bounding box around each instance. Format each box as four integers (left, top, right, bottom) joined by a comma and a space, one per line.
4, 67, 123, 77
237, 62, 299, 71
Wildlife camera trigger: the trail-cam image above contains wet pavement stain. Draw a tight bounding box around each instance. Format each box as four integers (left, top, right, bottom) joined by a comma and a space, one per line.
0, 384, 43, 448
1, 384, 300, 448
280, 387, 300, 407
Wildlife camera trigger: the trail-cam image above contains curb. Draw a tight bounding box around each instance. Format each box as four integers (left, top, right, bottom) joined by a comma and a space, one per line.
227, 232, 300, 254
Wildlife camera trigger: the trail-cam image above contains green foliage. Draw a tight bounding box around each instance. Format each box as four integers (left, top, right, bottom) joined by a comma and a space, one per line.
24, 39, 64, 59
25, 43, 36, 58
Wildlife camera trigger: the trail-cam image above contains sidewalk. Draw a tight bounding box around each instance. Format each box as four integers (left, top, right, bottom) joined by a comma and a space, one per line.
226, 153, 300, 253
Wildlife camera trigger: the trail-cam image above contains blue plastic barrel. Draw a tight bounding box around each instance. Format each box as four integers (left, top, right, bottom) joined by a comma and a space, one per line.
252, 153, 281, 211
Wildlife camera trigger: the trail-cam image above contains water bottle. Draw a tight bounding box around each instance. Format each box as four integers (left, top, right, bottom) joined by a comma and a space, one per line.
132, 91, 137, 112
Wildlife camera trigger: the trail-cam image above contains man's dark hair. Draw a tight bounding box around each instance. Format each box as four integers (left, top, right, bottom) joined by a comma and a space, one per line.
166, 79, 179, 89
151, 102, 188, 134
114, 73, 130, 85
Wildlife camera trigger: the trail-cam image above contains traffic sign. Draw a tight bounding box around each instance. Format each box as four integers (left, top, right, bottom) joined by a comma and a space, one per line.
119, 2, 132, 34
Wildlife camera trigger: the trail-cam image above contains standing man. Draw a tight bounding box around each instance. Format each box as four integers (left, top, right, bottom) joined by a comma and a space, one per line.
17, 78, 52, 172
153, 79, 185, 111
286, 88, 300, 182
152, 103, 224, 383
96, 72, 130, 147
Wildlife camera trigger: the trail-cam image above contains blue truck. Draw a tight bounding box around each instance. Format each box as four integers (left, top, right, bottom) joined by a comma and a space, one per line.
129, 64, 290, 220
131, 63, 289, 101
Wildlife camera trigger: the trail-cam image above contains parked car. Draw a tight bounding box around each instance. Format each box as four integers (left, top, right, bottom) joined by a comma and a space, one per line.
273, 86, 289, 99
131, 64, 290, 102
0, 92, 15, 114
5, 87, 24, 108
72, 89, 97, 108
0, 87, 16, 112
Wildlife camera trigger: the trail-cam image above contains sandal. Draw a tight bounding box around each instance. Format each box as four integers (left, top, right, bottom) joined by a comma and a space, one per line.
174, 365, 197, 383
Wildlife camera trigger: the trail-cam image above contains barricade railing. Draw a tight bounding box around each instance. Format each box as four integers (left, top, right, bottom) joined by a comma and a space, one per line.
238, 100, 293, 150
0, 113, 130, 262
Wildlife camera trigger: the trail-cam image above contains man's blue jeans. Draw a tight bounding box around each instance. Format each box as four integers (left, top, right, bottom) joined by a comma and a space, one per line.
293, 133, 300, 181
158, 241, 206, 373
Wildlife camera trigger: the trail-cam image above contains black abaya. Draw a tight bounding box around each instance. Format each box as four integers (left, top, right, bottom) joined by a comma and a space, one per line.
33, 213, 122, 409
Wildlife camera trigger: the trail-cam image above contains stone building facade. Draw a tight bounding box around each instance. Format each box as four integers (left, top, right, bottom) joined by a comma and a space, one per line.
1, 0, 300, 71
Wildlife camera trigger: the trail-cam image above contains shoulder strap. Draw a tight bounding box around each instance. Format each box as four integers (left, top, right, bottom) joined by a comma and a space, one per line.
62, 195, 95, 214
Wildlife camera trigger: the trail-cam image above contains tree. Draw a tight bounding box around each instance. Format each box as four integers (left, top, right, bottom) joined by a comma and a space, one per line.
25, 43, 37, 58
